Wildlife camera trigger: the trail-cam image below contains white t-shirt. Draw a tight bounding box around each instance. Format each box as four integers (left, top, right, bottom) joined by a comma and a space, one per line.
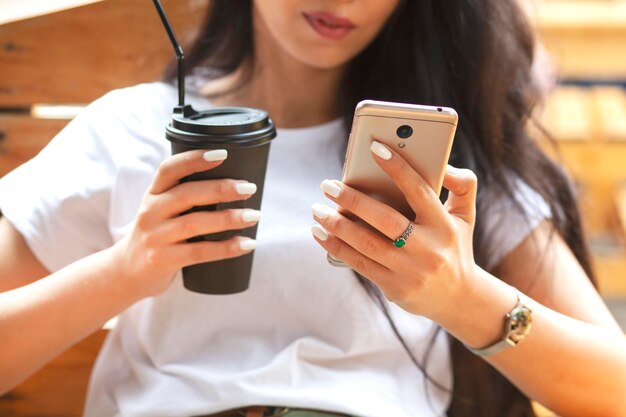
0, 83, 550, 417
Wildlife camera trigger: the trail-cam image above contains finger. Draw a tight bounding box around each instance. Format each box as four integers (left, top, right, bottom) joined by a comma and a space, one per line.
442, 165, 478, 224
369, 140, 446, 225
154, 209, 261, 243
173, 236, 257, 268
319, 179, 413, 241
149, 149, 228, 195
152, 179, 257, 219
310, 225, 391, 281
311, 203, 400, 268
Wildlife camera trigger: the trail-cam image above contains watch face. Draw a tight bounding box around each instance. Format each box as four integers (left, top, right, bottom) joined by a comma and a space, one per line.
508, 305, 532, 343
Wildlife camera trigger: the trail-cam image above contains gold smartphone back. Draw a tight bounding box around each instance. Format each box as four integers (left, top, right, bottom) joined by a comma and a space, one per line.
343, 100, 457, 218
328, 100, 457, 267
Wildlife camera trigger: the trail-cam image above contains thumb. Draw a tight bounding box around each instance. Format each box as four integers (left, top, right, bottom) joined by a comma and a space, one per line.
443, 165, 478, 224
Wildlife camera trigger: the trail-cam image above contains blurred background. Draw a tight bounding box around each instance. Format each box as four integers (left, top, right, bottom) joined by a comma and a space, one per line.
0, 0, 624, 416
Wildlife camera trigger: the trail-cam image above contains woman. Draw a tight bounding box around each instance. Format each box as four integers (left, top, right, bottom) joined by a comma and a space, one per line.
0, 1, 624, 416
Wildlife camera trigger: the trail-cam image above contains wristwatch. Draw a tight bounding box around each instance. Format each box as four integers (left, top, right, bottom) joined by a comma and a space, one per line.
467, 287, 533, 357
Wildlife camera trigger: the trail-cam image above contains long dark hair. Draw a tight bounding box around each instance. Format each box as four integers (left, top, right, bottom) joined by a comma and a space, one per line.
166, 1, 595, 416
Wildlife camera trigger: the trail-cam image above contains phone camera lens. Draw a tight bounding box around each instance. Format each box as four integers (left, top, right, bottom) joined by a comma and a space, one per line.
397, 125, 413, 139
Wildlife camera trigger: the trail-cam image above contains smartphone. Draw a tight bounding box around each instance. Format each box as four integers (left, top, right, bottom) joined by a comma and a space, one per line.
328, 99, 458, 267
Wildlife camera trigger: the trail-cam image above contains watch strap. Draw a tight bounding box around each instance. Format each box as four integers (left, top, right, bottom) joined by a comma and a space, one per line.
465, 287, 531, 357
466, 336, 517, 357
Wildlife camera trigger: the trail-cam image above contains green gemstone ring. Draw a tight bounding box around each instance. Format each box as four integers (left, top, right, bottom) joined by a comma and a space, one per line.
393, 222, 414, 248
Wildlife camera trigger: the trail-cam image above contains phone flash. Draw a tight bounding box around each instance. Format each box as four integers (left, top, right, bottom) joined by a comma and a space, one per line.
398, 142, 406, 148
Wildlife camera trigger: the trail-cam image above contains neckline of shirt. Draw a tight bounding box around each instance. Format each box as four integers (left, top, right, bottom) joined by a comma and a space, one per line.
276, 117, 344, 139
172, 83, 346, 139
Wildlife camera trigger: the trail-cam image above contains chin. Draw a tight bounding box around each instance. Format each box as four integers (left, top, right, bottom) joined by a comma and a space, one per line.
290, 46, 360, 71
302, 56, 351, 70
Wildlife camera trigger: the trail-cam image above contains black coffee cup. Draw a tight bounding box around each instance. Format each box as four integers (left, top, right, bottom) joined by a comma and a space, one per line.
165, 105, 276, 295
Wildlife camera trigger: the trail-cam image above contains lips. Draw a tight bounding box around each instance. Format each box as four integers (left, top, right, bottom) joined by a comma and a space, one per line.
303, 11, 356, 40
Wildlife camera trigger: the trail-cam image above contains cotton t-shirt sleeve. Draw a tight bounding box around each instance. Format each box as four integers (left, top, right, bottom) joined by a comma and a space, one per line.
0, 85, 167, 273
481, 177, 553, 270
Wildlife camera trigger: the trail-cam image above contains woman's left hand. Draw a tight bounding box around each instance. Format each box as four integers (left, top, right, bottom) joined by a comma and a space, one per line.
311, 140, 480, 322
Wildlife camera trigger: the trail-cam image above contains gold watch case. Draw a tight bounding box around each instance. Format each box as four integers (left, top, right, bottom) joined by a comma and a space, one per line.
507, 303, 533, 345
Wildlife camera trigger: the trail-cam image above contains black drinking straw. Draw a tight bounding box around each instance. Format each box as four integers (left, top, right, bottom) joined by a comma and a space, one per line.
151, 0, 185, 108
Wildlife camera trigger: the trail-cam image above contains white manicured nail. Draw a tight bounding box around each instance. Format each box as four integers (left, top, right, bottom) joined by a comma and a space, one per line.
321, 179, 342, 198
239, 238, 257, 251
311, 224, 329, 241
311, 203, 332, 220
203, 149, 228, 162
446, 165, 461, 176
370, 141, 392, 160
236, 182, 257, 195
241, 209, 261, 222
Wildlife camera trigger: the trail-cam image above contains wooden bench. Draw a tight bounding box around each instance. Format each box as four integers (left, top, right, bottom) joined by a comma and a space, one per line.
537, 0, 626, 81
536, 86, 626, 297
0, 0, 207, 175
532, 1, 626, 297
0, 330, 108, 416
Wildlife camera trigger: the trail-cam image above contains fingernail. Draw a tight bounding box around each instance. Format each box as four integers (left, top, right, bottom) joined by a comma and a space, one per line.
239, 238, 257, 251
203, 149, 228, 162
321, 179, 342, 198
236, 182, 257, 195
370, 141, 392, 160
446, 165, 461, 176
311, 224, 329, 241
311, 203, 332, 220
241, 209, 261, 222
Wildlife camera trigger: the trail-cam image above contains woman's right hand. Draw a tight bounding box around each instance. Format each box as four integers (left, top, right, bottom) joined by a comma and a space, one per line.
110, 149, 260, 299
